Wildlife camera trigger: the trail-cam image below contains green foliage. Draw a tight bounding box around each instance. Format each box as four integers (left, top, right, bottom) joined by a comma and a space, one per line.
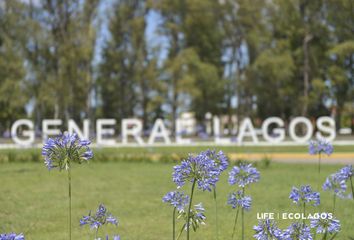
0, 0, 353, 130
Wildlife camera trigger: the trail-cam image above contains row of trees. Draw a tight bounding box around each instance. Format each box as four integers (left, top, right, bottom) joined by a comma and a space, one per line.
0, 0, 353, 132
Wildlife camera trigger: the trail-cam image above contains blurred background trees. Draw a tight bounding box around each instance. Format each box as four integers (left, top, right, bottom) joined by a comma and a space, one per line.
0, 0, 353, 133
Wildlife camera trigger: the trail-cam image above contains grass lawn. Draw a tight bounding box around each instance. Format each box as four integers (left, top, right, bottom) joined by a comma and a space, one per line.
0, 161, 353, 240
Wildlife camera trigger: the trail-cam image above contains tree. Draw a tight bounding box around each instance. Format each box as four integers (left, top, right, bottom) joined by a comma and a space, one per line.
0, 0, 28, 131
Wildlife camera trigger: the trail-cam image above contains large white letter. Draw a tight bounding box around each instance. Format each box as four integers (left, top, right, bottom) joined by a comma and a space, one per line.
68, 119, 90, 140
175, 119, 191, 144
316, 116, 336, 141
213, 116, 231, 143
122, 118, 144, 145
289, 117, 313, 143
148, 119, 171, 144
11, 119, 35, 145
262, 117, 285, 143
42, 119, 62, 141
96, 119, 116, 145
238, 118, 258, 143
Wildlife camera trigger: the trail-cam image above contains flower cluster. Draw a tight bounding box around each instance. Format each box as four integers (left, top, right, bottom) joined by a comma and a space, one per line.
80, 204, 118, 229
162, 191, 189, 211
308, 139, 333, 156
204, 149, 229, 173
227, 191, 252, 210
228, 163, 260, 187
336, 165, 353, 181
42, 132, 93, 170
173, 151, 220, 191
281, 222, 312, 240
310, 213, 341, 234
253, 219, 282, 240
180, 203, 206, 232
0, 233, 24, 240
323, 174, 347, 198
289, 185, 320, 206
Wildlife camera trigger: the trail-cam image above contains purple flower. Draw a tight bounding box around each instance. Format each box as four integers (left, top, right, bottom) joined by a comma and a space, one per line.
308, 139, 333, 156
229, 163, 260, 187
0, 233, 25, 240
310, 213, 340, 234
227, 191, 252, 210
42, 132, 93, 171
204, 149, 229, 173
173, 152, 219, 191
289, 185, 320, 206
253, 219, 282, 240
336, 165, 353, 181
80, 204, 118, 230
162, 191, 189, 211
323, 174, 347, 198
281, 222, 313, 240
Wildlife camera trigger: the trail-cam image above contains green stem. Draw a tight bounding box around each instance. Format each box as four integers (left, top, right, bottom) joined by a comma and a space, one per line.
350, 176, 354, 200
241, 187, 245, 240
231, 206, 240, 240
241, 207, 244, 240
303, 202, 306, 226
318, 153, 321, 174
68, 167, 72, 240
322, 230, 327, 240
333, 194, 336, 214
173, 208, 176, 240
318, 153, 321, 191
176, 224, 185, 240
213, 187, 219, 240
186, 179, 196, 240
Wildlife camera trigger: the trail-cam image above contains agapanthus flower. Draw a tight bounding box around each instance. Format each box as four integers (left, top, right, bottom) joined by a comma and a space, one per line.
323, 174, 347, 198
227, 191, 252, 210
308, 139, 333, 156
229, 163, 260, 187
162, 191, 189, 211
310, 213, 340, 234
42, 132, 93, 170
281, 222, 313, 240
336, 165, 353, 181
204, 149, 229, 173
0, 233, 25, 240
289, 185, 320, 206
173, 152, 219, 191
179, 203, 206, 231
80, 204, 118, 230
253, 219, 282, 240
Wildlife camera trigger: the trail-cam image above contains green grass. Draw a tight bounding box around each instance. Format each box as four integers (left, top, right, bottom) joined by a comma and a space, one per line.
0, 145, 353, 164
0, 161, 354, 239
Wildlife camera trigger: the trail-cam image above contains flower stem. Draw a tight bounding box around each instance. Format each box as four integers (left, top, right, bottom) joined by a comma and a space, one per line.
68, 167, 72, 240
231, 206, 240, 240
241, 187, 245, 240
350, 176, 354, 200
318, 153, 321, 174
187, 179, 196, 240
322, 230, 327, 240
213, 187, 219, 240
333, 194, 336, 214
303, 202, 306, 226
176, 224, 185, 240
173, 207, 176, 240
241, 207, 244, 240
317, 153, 321, 190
